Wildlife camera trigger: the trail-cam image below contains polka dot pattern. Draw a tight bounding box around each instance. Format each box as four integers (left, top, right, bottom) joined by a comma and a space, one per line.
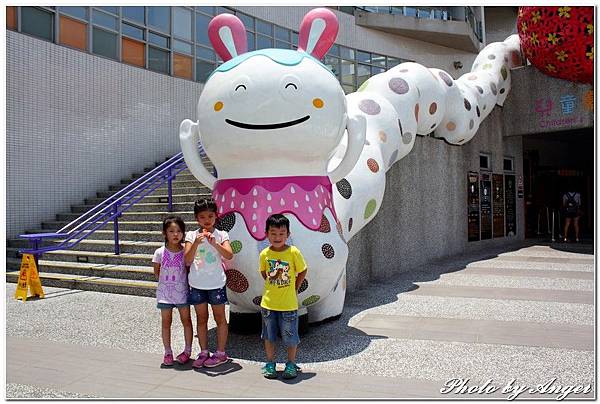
379, 130, 387, 143
321, 243, 335, 259
500, 65, 508, 80
388, 77, 410, 94
464, 99, 471, 111
302, 295, 320, 306
429, 102, 437, 114
364, 199, 377, 219
402, 132, 413, 145
476, 85, 484, 94
476, 106, 481, 117
499, 88, 506, 94
438, 71, 453, 86
469, 119, 474, 130
367, 158, 379, 173
252, 296, 262, 306
446, 121, 456, 131
490, 82, 498, 95
231, 240, 242, 254
487, 54, 496, 60
414, 104, 419, 122
359, 99, 381, 115
348, 217, 353, 232
225, 269, 249, 293
318, 215, 331, 233
336, 179, 352, 199
298, 278, 308, 294
216, 213, 236, 232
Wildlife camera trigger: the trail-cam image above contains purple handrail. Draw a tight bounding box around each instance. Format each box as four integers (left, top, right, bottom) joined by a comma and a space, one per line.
19, 144, 208, 257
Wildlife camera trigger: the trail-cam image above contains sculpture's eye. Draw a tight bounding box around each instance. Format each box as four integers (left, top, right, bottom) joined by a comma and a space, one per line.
285, 83, 298, 90
235, 84, 247, 91
280, 74, 302, 101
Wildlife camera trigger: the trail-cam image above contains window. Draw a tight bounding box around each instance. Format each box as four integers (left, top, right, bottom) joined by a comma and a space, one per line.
257, 34, 272, 49
173, 7, 192, 40
60, 16, 87, 51
93, 9, 118, 30
479, 153, 491, 170
256, 19, 271, 35
122, 22, 144, 40
197, 45, 215, 61
236, 12, 254, 30
7, 6, 17, 30
149, 32, 169, 48
173, 39, 192, 55
357, 63, 370, 86
21, 7, 54, 41
60, 6, 87, 20
274, 25, 289, 42
196, 6, 214, 15
122, 37, 145, 67
122, 6, 144, 24
174, 53, 193, 79
148, 6, 170, 33
148, 46, 169, 73
98, 7, 118, 15
503, 158, 514, 172
196, 13, 211, 45
93, 28, 117, 59
196, 59, 215, 83
246, 32, 255, 51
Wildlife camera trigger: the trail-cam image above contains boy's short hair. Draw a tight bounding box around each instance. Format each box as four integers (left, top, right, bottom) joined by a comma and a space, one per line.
265, 214, 290, 233
194, 198, 218, 216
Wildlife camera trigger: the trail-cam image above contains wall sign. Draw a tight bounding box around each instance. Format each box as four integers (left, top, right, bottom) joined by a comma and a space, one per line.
505, 174, 517, 236
492, 174, 505, 238
468, 172, 480, 242
480, 173, 492, 240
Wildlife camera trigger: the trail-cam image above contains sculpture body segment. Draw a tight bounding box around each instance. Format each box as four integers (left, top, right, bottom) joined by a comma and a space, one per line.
180, 8, 522, 323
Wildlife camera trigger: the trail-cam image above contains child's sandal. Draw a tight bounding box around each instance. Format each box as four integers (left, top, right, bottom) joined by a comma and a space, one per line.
176, 351, 191, 364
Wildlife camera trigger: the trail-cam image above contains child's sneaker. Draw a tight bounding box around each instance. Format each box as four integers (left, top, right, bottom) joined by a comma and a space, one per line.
192, 351, 210, 369
282, 361, 298, 379
203, 351, 228, 368
262, 362, 277, 379
176, 351, 191, 364
162, 353, 174, 367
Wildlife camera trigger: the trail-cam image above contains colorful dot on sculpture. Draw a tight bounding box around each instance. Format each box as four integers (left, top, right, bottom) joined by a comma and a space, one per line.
359, 99, 381, 115
348, 217, 353, 232
298, 278, 308, 293
517, 6, 593, 83
216, 213, 235, 232
336, 179, 352, 199
367, 158, 379, 173
302, 295, 320, 306
364, 199, 377, 219
252, 296, 262, 306
231, 240, 242, 254
225, 269, 249, 293
335, 219, 345, 240
319, 215, 331, 233
322, 243, 335, 259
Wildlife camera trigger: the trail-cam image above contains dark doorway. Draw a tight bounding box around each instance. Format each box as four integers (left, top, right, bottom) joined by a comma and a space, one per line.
523, 128, 594, 241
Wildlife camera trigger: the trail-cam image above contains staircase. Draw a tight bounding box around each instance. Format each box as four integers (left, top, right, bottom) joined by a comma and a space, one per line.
6, 155, 214, 297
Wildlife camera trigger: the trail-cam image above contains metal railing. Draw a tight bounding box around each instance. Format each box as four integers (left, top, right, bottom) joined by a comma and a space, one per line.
19, 144, 206, 257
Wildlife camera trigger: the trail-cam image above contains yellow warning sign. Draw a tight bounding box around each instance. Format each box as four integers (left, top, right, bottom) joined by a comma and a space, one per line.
14, 254, 45, 301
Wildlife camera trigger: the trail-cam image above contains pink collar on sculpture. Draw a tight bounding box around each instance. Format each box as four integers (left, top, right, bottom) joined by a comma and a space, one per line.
213, 176, 337, 240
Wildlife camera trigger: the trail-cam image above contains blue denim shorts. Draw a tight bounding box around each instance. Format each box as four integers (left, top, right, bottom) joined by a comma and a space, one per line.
188, 286, 228, 306
157, 302, 189, 310
261, 308, 300, 347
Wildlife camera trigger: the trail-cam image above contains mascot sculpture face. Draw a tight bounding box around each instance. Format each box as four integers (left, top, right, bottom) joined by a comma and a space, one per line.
197, 12, 348, 180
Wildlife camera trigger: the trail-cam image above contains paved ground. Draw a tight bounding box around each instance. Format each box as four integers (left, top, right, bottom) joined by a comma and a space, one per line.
5, 242, 595, 399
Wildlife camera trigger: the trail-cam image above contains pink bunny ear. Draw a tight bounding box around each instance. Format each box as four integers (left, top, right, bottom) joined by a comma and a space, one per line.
208, 14, 248, 62
298, 8, 339, 60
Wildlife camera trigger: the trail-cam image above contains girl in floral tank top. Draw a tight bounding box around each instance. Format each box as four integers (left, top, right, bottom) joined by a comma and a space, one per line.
152, 216, 193, 367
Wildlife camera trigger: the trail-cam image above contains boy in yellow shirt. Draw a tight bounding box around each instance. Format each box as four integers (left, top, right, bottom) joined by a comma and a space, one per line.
258, 214, 307, 379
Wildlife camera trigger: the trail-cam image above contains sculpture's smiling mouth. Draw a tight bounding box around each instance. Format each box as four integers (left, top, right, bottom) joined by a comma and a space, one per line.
225, 115, 310, 130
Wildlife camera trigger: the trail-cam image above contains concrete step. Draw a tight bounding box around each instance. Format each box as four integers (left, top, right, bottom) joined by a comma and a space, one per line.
9, 238, 163, 255
84, 192, 211, 205
108, 179, 205, 191
97, 184, 210, 198
6, 270, 156, 297
56, 211, 197, 222
6, 247, 153, 266
71, 201, 199, 214
19, 229, 168, 243
132, 171, 209, 181
40, 220, 198, 232
6, 258, 155, 282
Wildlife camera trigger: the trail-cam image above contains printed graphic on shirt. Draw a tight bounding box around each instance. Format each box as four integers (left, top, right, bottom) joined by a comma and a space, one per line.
266, 259, 291, 287
195, 246, 217, 267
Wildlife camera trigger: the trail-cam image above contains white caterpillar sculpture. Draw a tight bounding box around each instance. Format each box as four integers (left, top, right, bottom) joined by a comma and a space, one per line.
180, 8, 522, 323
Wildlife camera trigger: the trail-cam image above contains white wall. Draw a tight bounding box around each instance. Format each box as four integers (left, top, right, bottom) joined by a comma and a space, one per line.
6, 31, 203, 237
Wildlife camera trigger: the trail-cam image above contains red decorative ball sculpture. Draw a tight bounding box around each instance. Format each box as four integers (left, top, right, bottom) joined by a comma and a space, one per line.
517, 6, 594, 84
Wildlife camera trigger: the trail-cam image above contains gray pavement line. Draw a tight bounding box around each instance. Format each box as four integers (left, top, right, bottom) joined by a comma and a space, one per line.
457, 267, 594, 280
407, 284, 594, 305
351, 314, 594, 351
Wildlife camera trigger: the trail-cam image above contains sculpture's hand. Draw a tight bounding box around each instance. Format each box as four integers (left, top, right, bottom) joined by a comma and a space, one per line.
179, 119, 217, 189
328, 114, 367, 184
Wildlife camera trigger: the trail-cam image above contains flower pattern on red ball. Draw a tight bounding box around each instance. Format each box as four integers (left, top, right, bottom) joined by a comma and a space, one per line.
517, 6, 593, 84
